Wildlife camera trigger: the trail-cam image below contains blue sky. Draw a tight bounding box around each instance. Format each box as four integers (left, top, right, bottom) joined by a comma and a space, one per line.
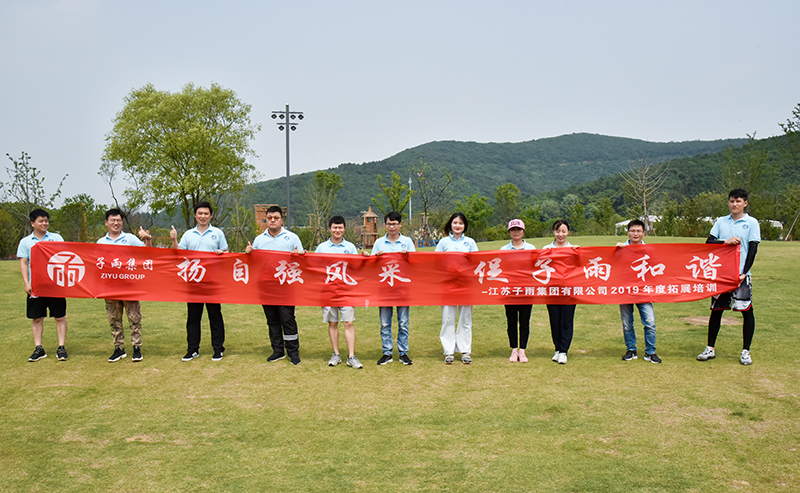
1, 0, 798, 207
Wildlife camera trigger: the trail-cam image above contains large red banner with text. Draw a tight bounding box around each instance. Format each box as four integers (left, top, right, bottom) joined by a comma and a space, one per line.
31, 242, 740, 306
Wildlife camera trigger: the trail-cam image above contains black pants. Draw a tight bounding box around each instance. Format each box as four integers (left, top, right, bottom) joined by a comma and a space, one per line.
547, 304, 575, 353
187, 303, 225, 353
505, 304, 533, 349
262, 305, 299, 357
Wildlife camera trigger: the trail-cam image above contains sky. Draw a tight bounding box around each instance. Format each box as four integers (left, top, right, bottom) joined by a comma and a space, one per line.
1, 0, 798, 208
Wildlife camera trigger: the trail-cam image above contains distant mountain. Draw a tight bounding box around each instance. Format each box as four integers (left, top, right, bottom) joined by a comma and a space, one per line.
250, 133, 746, 220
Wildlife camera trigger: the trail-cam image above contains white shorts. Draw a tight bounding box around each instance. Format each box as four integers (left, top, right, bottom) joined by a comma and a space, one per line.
322, 306, 355, 323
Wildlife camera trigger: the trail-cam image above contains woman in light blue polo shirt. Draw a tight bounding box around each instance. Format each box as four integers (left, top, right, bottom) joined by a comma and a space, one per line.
435, 212, 478, 364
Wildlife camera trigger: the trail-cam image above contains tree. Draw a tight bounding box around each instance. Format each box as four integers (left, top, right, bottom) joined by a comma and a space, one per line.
411, 160, 461, 246
306, 171, 343, 247
721, 134, 773, 217
567, 200, 587, 233
494, 183, 521, 225
101, 83, 260, 228
372, 171, 414, 218
591, 197, 621, 235
454, 193, 494, 241
51, 194, 106, 242
779, 104, 800, 240
621, 157, 668, 233
1, 151, 66, 232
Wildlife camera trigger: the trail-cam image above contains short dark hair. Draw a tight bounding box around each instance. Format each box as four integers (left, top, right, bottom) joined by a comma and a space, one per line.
194, 201, 213, 215
105, 208, 126, 221
729, 189, 749, 201
552, 219, 570, 232
266, 205, 283, 216
385, 211, 402, 223
627, 219, 645, 231
444, 212, 469, 235
328, 215, 346, 228
29, 209, 49, 222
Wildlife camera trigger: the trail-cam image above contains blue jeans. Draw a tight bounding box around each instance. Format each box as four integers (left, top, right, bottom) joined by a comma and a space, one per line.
379, 306, 409, 356
620, 303, 656, 354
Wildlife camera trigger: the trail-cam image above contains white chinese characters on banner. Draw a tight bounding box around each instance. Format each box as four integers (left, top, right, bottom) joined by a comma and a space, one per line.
473, 258, 508, 284
177, 258, 206, 283
685, 253, 721, 280
532, 258, 555, 284
583, 256, 611, 281
325, 261, 358, 285
631, 254, 665, 281
275, 260, 304, 285
378, 260, 410, 287
233, 259, 249, 284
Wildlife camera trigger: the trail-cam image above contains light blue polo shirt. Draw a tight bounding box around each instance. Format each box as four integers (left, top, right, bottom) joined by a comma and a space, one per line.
178, 225, 228, 252
17, 231, 64, 278
500, 241, 536, 250
252, 227, 304, 252
710, 213, 761, 274
371, 234, 416, 254
435, 234, 478, 253
97, 232, 145, 246
315, 238, 357, 255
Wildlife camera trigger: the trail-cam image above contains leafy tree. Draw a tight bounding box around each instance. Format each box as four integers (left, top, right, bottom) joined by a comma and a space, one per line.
306, 171, 344, 247
0, 208, 19, 258
518, 204, 546, 238
654, 197, 679, 236
411, 160, 461, 245
372, 171, 414, 218
590, 197, 622, 235
102, 83, 260, 228
453, 193, 494, 241
779, 104, 800, 240
721, 134, 774, 217
1, 151, 66, 232
494, 183, 521, 224
51, 194, 106, 242
676, 197, 709, 237
621, 157, 668, 233
567, 200, 587, 233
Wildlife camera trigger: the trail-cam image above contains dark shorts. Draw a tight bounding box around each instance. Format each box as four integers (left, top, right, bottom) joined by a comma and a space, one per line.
710, 276, 752, 311
26, 295, 67, 319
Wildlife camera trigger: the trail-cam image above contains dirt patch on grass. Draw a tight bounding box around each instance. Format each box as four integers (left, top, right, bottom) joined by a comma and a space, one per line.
681, 316, 740, 326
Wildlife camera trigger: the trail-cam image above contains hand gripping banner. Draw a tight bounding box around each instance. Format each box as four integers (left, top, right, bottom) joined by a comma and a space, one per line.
31, 242, 740, 306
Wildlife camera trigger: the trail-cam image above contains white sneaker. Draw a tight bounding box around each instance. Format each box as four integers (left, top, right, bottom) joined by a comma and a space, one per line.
557, 352, 567, 365
552, 351, 561, 362
697, 346, 716, 361
740, 349, 752, 366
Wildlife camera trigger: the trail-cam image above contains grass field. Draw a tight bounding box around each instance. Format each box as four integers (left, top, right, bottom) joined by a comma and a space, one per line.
1, 236, 798, 492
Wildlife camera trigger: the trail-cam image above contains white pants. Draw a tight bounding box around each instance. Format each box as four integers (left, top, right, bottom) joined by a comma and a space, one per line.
440, 305, 472, 355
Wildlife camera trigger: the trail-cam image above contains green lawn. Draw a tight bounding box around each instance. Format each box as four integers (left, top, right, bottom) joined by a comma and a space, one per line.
1, 237, 798, 492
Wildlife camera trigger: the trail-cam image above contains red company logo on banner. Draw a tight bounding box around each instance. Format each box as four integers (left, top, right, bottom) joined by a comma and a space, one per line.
46, 251, 85, 288
30, 241, 741, 307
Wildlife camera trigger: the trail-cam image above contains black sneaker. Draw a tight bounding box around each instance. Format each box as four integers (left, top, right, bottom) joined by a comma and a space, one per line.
28, 346, 47, 362
56, 346, 68, 361
399, 354, 413, 366
108, 347, 127, 362
182, 351, 199, 361
644, 353, 662, 364
132, 346, 143, 362
212, 350, 223, 361
267, 352, 286, 362
622, 350, 638, 361
377, 354, 393, 365
289, 354, 301, 365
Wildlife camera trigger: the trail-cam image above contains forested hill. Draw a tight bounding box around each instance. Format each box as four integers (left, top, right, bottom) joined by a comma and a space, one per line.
250, 133, 745, 218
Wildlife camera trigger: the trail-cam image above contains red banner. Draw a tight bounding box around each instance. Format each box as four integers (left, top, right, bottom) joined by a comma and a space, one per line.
31, 242, 740, 306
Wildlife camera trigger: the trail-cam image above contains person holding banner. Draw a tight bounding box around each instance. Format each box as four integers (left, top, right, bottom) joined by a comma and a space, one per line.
697, 189, 761, 365
245, 205, 305, 366
370, 211, 416, 366
315, 216, 362, 369
616, 219, 661, 364
544, 219, 577, 365
436, 212, 479, 365
18, 209, 69, 362
170, 201, 228, 362
500, 219, 536, 363
97, 208, 152, 363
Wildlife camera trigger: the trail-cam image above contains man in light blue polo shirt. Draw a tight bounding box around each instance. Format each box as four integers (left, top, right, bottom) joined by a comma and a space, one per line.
315, 215, 362, 369
245, 205, 305, 365
370, 211, 415, 366
170, 201, 228, 362
697, 189, 761, 365
18, 209, 69, 362
97, 208, 152, 363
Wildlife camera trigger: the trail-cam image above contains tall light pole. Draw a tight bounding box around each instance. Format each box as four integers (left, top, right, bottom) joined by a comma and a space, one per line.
271, 104, 304, 227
